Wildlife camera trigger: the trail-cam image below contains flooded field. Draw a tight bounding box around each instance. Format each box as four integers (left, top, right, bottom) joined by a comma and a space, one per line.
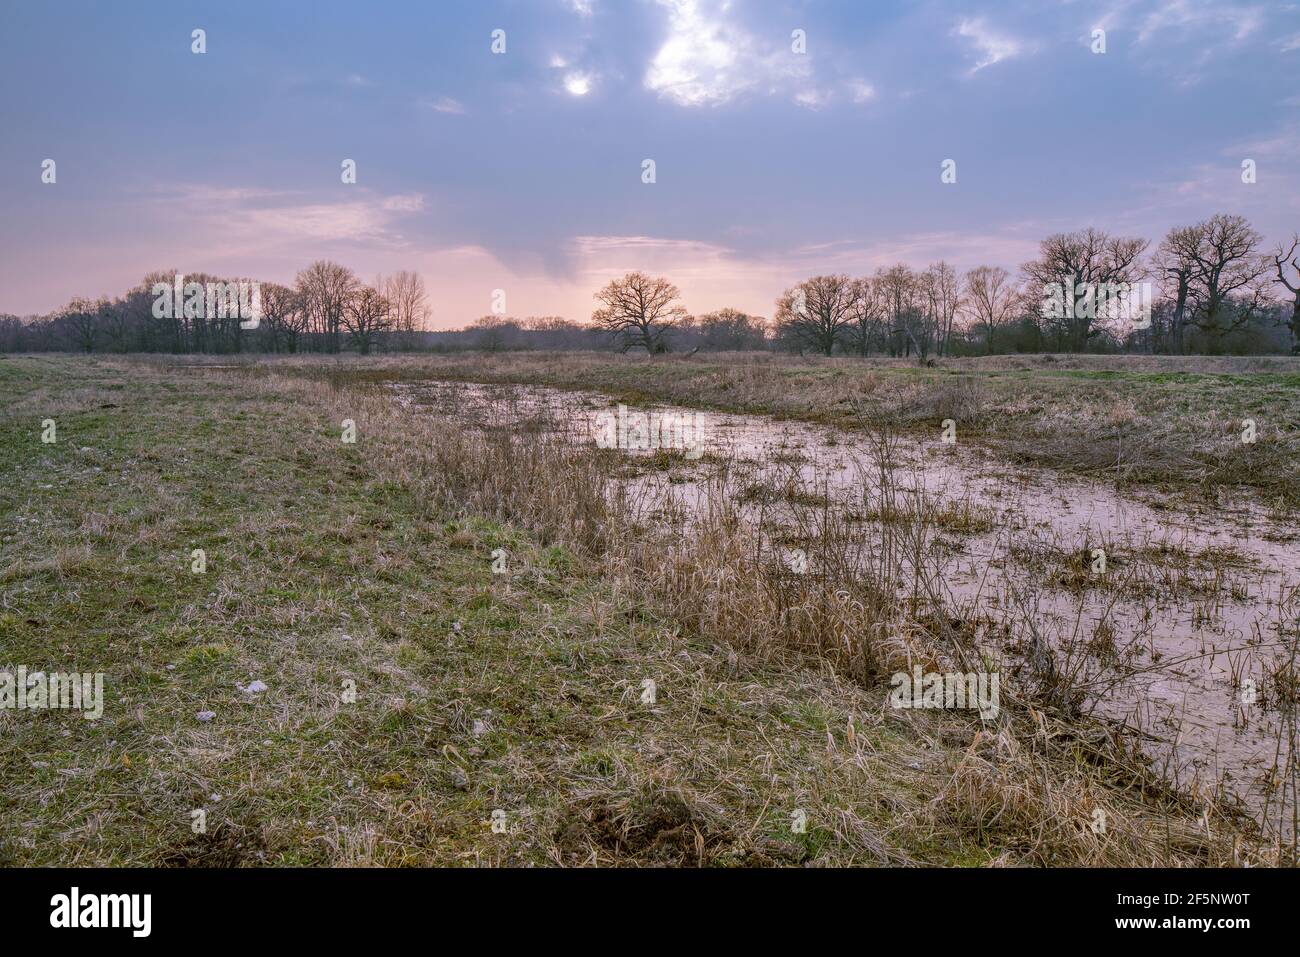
394, 378, 1300, 836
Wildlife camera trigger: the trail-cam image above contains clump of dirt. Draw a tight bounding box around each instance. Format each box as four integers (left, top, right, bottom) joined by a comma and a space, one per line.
556, 787, 729, 866
158, 817, 266, 867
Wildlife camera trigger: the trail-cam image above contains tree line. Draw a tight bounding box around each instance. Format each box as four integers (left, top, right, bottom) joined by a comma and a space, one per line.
3, 213, 1298, 356
0, 262, 429, 356
762, 215, 1299, 358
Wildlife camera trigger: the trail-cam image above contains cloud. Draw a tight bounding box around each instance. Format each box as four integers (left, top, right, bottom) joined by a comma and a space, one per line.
566, 0, 595, 16
793, 88, 832, 110
782, 232, 1043, 275
643, 0, 809, 107
1137, 0, 1264, 44
953, 18, 1024, 74
151, 185, 427, 260
423, 96, 466, 114
1119, 0, 1275, 84
149, 185, 285, 205
846, 78, 876, 103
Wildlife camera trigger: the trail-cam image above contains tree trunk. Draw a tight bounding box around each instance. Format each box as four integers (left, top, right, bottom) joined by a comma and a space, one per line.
1171, 280, 1188, 355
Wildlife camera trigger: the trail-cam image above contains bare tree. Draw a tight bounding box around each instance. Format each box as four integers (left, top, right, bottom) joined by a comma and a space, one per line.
875, 265, 923, 356
1180, 214, 1270, 350
1155, 224, 1203, 354
138, 269, 184, 352
1272, 234, 1300, 355
61, 297, 99, 353
844, 276, 885, 357
592, 272, 686, 354
296, 260, 357, 353
342, 286, 392, 355
693, 308, 768, 350
920, 261, 963, 358
521, 315, 604, 350
774, 274, 855, 356
1022, 228, 1148, 351
468, 314, 522, 352
183, 271, 217, 353
99, 297, 132, 353
381, 271, 429, 350
963, 266, 1016, 355
258, 283, 303, 353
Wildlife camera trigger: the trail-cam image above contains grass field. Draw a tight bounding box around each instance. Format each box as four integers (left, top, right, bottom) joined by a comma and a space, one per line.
0, 355, 1285, 866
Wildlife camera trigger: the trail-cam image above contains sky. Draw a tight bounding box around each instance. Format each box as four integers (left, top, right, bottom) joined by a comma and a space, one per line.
2, 0, 1299, 326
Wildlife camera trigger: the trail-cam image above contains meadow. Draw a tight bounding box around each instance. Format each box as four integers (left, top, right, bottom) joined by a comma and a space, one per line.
1, 352, 1296, 866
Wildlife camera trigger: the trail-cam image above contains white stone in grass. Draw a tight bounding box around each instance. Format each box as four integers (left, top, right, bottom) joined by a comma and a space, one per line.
196, 711, 216, 722
239, 680, 268, 694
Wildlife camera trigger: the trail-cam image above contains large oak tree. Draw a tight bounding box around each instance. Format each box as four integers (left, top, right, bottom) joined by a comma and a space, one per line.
592, 272, 686, 354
